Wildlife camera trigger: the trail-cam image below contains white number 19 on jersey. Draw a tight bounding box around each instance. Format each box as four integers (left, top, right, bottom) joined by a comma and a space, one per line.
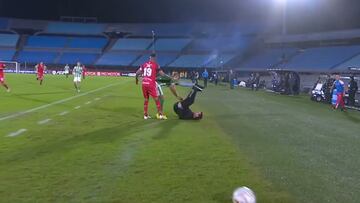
143, 67, 152, 77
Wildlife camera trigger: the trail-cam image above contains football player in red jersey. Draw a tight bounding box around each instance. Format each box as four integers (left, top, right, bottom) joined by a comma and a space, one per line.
136, 53, 167, 120
82, 64, 87, 79
35, 62, 46, 85
0, 62, 10, 92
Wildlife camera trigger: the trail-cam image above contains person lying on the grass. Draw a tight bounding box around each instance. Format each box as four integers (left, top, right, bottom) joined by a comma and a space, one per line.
173, 84, 204, 120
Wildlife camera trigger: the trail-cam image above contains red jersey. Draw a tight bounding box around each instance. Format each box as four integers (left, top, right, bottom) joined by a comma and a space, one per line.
138, 61, 160, 86
37, 64, 45, 74
0, 63, 5, 77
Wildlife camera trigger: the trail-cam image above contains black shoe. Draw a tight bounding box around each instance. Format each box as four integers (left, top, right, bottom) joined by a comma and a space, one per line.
193, 84, 204, 92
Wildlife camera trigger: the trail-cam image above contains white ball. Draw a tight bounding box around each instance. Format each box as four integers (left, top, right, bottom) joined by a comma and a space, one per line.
232, 187, 256, 203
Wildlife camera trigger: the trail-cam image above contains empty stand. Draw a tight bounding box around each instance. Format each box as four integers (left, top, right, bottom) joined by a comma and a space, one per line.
286, 46, 360, 70
148, 39, 191, 51
169, 55, 209, 68
241, 48, 298, 70
0, 34, 19, 47
111, 38, 152, 51
133, 53, 178, 67
96, 53, 140, 66
58, 53, 99, 65
17, 51, 58, 63
46, 22, 105, 35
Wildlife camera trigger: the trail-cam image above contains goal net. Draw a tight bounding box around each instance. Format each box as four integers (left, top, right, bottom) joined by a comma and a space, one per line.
0, 61, 20, 73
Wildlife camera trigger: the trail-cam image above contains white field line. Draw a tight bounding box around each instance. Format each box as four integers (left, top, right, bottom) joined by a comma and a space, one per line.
7, 129, 27, 137
58, 111, 69, 116
94, 97, 101, 101
74, 106, 81, 109
37, 118, 52, 125
0, 83, 121, 122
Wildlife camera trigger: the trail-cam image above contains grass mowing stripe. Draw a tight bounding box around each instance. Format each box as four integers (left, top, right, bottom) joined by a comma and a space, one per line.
58, 111, 69, 116
37, 118, 52, 125
6, 129, 27, 137
0, 82, 123, 122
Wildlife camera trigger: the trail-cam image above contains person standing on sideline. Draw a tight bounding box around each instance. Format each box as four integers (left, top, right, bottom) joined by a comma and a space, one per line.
348, 76, 358, 106
202, 69, 209, 88
331, 74, 346, 111
214, 71, 219, 86
64, 64, 70, 78
229, 69, 234, 89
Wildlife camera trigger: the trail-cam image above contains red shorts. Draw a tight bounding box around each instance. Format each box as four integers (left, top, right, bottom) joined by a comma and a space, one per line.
37, 73, 44, 80
142, 84, 157, 99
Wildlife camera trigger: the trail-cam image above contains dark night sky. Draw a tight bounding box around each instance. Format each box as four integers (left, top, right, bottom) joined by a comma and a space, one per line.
1, 0, 360, 34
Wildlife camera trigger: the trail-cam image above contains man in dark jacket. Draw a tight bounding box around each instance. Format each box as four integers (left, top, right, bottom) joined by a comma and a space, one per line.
348, 76, 358, 106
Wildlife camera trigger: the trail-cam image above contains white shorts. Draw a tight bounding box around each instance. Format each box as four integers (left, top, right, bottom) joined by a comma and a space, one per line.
74, 76, 82, 82
64, 70, 69, 74
156, 82, 163, 96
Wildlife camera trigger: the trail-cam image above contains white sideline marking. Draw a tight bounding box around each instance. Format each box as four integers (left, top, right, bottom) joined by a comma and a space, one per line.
74, 106, 81, 109
58, 111, 69, 116
38, 118, 51, 125
85, 101, 92, 105
7, 129, 27, 137
94, 97, 101, 101
0, 83, 121, 122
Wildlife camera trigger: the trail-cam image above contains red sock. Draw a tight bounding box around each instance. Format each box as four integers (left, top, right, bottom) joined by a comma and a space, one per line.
144, 100, 149, 115
155, 99, 162, 114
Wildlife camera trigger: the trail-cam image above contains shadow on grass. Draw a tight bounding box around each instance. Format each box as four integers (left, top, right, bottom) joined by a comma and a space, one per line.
343, 111, 360, 123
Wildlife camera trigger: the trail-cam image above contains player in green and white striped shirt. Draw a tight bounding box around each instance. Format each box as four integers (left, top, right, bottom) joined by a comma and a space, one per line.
73, 62, 83, 93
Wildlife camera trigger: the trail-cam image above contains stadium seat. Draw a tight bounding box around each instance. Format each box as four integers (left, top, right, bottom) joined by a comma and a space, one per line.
133, 53, 178, 67
169, 55, 210, 68
96, 53, 140, 66
241, 48, 298, 70
111, 38, 153, 51
46, 22, 106, 35
68, 37, 108, 49
286, 46, 360, 70
58, 53, 99, 65
0, 49, 16, 61
0, 34, 19, 47
26, 36, 68, 48
148, 39, 191, 51
17, 51, 58, 63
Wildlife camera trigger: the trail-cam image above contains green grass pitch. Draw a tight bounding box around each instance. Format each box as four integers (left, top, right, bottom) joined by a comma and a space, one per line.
0, 74, 359, 203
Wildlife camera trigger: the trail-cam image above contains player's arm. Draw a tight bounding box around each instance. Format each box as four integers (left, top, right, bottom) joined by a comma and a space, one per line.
135, 67, 143, 85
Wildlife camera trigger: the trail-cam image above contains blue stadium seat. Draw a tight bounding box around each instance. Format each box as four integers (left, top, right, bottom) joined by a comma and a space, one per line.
68, 37, 108, 49
189, 37, 250, 52
26, 36, 68, 48
241, 48, 297, 69
169, 55, 209, 68
0, 49, 16, 61
58, 53, 99, 65
148, 39, 191, 51
335, 53, 360, 70
111, 39, 152, 51
286, 46, 360, 70
46, 22, 105, 35
17, 51, 58, 63
206, 54, 236, 68
96, 53, 140, 66
0, 34, 19, 47
0, 18, 9, 30
133, 53, 178, 67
